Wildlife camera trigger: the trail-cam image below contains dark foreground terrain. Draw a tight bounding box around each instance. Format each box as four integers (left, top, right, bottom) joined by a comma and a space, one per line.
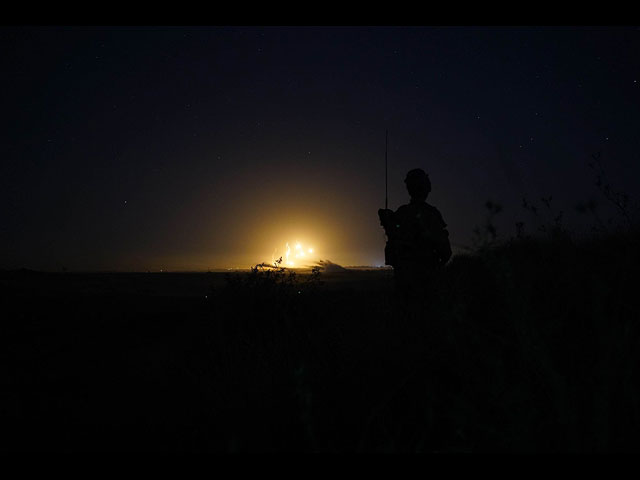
2, 232, 640, 452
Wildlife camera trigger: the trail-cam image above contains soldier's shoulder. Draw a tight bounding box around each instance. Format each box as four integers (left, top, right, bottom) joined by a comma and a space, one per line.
425, 203, 447, 226
394, 204, 413, 216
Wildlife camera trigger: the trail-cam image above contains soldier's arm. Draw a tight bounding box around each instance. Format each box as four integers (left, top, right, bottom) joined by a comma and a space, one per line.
419, 208, 452, 264
432, 210, 452, 264
437, 227, 452, 264
419, 226, 449, 250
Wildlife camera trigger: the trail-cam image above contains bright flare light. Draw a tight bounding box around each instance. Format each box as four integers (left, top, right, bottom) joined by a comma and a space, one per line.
273, 240, 315, 267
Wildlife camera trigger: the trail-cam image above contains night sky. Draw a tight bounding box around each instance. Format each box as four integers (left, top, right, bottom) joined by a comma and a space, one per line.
2, 26, 639, 271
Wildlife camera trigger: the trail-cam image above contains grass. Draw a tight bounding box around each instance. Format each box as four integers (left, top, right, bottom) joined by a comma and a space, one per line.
189, 221, 640, 452
2, 157, 639, 451
3, 227, 638, 452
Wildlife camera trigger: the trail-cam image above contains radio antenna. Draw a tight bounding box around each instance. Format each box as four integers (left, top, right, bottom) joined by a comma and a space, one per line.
385, 129, 388, 210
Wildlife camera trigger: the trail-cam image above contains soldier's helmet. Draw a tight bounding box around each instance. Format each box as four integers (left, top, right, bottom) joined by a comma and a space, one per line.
404, 168, 431, 200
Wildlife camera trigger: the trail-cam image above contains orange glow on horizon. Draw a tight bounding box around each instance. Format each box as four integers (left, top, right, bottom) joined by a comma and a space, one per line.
272, 239, 317, 267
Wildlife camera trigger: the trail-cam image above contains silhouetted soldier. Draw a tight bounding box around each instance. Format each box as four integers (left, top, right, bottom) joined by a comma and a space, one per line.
378, 168, 452, 302
377, 169, 454, 447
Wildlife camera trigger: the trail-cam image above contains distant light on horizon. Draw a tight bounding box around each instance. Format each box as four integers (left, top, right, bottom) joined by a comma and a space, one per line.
272, 239, 317, 267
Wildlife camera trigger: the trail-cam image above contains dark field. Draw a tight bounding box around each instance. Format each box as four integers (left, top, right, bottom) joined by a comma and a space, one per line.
1, 268, 397, 451
2, 234, 640, 452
